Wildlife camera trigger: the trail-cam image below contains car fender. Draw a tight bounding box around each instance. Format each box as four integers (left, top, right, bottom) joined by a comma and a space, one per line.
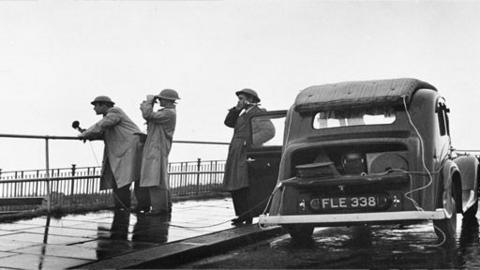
453, 155, 479, 192
453, 155, 479, 212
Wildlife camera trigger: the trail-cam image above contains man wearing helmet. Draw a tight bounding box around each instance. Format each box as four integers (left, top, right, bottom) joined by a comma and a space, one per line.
79, 96, 144, 211
223, 89, 275, 225
139, 89, 179, 215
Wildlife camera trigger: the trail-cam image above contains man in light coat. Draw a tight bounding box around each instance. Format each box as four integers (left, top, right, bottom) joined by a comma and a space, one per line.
80, 96, 145, 210
223, 89, 275, 225
139, 89, 179, 215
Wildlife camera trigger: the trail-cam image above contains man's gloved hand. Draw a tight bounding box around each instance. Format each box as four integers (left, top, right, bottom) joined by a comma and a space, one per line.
146, 94, 156, 104
140, 95, 156, 109
235, 99, 246, 110
77, 134, 87, 143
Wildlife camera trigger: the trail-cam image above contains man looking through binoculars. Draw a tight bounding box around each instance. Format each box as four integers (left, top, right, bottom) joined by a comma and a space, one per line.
139, 89, 180, 215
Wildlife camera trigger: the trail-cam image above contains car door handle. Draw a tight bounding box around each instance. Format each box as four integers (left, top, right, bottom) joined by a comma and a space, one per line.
246, 157, 256, 162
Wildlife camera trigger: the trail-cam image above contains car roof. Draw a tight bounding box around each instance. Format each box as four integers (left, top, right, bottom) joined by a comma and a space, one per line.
294, 78, 437, 112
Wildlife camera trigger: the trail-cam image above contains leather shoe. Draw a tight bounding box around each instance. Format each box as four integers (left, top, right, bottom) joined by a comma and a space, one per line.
231, 218, 243, 226
232, 217, 251, 226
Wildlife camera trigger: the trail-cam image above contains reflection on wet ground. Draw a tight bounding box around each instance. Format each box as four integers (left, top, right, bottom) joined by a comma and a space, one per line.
184, 214, 480, 269
266, 215, 480, 269
95, 209, 171, 260
458, 216, 480, 269
0, 198, 234, 269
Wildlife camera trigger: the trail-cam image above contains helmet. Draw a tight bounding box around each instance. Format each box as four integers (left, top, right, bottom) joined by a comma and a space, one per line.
156, 89, 180, 101
91, 96, 115, 106
235, 88, 260, 103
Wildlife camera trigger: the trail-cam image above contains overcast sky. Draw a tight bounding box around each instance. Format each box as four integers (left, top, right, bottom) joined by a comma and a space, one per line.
1, 0, 479, 171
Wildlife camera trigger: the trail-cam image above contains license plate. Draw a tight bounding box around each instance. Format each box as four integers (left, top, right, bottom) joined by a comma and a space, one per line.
310, 195, 382, 211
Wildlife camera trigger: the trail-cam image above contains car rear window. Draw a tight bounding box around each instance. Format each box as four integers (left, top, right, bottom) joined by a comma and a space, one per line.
313, 108, 396, 129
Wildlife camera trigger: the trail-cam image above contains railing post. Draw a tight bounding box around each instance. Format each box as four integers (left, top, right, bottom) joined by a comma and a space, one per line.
214, 160, 218, 183
70, 164, 76, 195
179, 162, 185, 195
34, 170, 39, 196
196, 158, 201, 195
209, 160, 213, 185
86, 167, 91, 194
0, 168, 2, 178
20, 171, 24, 197
14, 171, 18, 196
45, 138, 51, 213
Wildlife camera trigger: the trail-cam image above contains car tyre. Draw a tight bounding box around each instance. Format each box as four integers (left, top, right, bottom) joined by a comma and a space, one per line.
464, 167, 480, 220
284, 224, 314, 242
463, 198, 478, 220
433, 185, 457, 244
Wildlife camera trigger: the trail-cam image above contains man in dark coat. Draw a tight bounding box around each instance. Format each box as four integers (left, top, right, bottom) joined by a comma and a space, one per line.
80, 96, 145, 211
223, 89, 275, 225
139, 89, 179, 215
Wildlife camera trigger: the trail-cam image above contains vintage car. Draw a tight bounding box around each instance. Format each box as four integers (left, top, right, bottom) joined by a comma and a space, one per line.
244, 78, 478, 243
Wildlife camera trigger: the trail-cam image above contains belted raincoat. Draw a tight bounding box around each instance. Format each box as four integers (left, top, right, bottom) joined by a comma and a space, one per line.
139, 97, 176, 188
223, 105, 275, 191
82, 107, 143, 190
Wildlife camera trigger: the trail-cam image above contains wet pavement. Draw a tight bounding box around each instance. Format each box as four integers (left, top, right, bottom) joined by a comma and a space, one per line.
181, 214, 480, 269
0, 198, 238, 270
5, 198, 479, 269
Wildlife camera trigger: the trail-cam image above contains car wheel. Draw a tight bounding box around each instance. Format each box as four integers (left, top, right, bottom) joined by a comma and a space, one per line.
463, 166, 480, 220
283, 224, 314, 241
433, 185, 457, 244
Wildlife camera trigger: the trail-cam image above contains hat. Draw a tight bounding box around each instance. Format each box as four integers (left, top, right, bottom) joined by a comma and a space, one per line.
91, 96, 115, 105
235, 88, 260, 103
156, 89, 180, 101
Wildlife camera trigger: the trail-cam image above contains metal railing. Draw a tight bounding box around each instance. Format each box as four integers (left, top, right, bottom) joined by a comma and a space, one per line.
0, 133, 228, 213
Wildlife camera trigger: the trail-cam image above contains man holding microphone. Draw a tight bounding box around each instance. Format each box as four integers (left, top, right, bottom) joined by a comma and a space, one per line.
79, 96, 145, 211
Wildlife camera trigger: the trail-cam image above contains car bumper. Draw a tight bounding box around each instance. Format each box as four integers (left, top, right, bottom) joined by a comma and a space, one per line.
259, 209, 449, 227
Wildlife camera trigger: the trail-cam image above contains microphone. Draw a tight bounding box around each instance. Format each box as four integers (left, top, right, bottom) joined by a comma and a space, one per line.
72, 120, 86, 133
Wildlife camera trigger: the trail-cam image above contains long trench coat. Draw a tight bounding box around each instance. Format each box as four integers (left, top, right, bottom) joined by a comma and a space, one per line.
223, 105, 275, 191
82, 107, 143, 190
139, 98, 176, 188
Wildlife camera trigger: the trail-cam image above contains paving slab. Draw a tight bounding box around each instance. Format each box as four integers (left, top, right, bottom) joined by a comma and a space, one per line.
0, 232, 89, 245
0, 239, 42, 252
0, 251, 15, 258
15, 244, 100, 261
0, 253, 91, 270
22, 227, 100, 239
0, 223, 43, 231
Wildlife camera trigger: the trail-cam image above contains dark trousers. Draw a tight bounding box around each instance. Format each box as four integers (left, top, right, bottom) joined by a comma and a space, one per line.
134, 180, 151, 211
231, 188, 251, 221
112, 182, 131, 209
105, 160, 131, 210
